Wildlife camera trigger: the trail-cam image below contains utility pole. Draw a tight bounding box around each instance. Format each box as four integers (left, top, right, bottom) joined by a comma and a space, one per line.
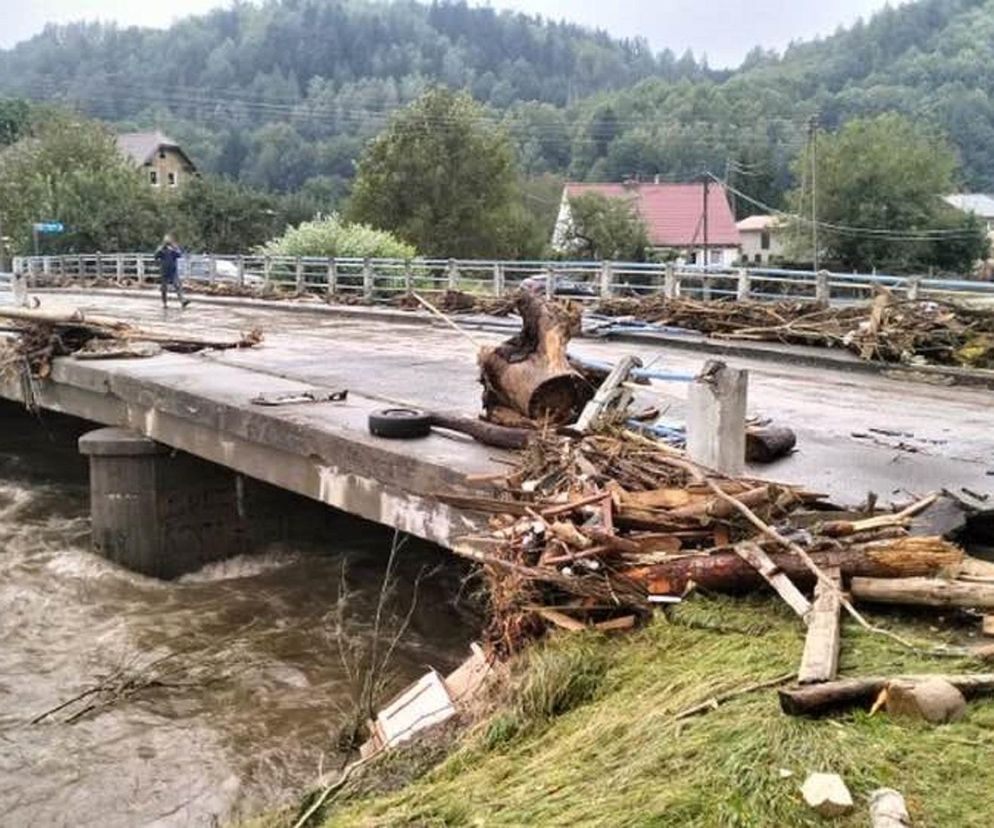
809, 114, 819, 273
702, 175, 710, 268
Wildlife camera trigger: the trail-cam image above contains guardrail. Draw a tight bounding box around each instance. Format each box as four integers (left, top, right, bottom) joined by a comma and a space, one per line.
12, 253, 994, 306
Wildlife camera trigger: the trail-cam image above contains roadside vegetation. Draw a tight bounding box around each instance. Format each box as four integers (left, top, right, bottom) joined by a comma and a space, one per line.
269, 595, 994, 827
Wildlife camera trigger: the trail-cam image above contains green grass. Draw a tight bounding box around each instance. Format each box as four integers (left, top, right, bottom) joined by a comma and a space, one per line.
312, 595, 994, 827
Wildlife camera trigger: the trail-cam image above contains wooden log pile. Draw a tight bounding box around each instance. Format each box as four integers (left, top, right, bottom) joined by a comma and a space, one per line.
595, 291, 994, 369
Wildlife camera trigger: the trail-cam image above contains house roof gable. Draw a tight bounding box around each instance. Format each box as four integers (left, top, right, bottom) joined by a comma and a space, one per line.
564, 182, 741, 247
944, 193, 994, 218
116, 131, 197, 170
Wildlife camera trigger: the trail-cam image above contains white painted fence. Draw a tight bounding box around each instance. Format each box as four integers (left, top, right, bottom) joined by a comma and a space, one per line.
12, 253, 994, 305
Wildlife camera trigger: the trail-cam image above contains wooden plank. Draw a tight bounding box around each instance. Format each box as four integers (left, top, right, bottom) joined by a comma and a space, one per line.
851, 577, 994, 609
735, 541, 812, 620
798, 566, 842, 684
982, 616, 994, 637
534, 607, 586, 632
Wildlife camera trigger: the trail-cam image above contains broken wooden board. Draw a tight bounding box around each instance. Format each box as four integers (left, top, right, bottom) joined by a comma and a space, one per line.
735, 541, 812, 620
797, 566, 842, 684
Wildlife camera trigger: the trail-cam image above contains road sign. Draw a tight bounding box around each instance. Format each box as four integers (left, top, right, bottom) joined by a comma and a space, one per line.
33, 221, 64, 235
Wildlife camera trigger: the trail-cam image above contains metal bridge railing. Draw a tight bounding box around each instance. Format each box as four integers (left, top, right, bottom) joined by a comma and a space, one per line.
12, 253, 994, 307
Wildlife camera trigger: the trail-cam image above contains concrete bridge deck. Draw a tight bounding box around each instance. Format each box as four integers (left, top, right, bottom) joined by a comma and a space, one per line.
2, 292, 992, 558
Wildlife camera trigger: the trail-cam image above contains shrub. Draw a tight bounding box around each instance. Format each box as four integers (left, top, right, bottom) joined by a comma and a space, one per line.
257, 214, 416, 259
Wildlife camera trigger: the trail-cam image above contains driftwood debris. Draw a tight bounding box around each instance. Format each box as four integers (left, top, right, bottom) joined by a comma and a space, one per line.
478, 291, 593, 426
631, 537, 962, 597
779, 673, 994, 716
0, 305, 262, 378
797, 567, 842, 684
594, 291, 994, 369
851, 576, 994, 609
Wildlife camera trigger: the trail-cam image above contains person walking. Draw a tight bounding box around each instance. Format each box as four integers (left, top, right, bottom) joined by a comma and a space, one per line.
154, 233, 190, 309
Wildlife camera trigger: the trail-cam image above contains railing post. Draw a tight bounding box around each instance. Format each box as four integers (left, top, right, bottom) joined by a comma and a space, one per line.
77, 254, 84, 279
906, 276, 921, 301
263, 255, 272, 289
599, 260, 613, 298
95, 252, 103, 280
136, 255, 145, 286
663, 263, 678, 299
815, 270, 830, 304
545, 266, 556, 300
42, 256, 52, 277
447, 258, 459, 291
736, 268, 750, 302
327, 258, 338, 296
236, 255, 245, 289
493, 262, 505, 297
404, 259, 414, 294
208, 254, 217, 285
363, 257, 374, 299
295, 256, 304, 293
115, 255, 124, 285
701, 273, 712, 302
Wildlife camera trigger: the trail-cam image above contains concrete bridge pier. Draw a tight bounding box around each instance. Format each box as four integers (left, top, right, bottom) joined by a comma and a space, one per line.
79, 427, 254, 578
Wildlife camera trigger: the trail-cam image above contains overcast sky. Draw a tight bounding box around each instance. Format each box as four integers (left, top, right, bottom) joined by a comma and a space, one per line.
2, 0, 894, 68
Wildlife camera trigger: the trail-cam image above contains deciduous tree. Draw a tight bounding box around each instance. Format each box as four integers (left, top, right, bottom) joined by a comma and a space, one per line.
347, 87, 519, 257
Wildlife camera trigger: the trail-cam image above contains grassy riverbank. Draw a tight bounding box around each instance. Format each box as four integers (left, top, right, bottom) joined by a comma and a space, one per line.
276, 595, 994, 827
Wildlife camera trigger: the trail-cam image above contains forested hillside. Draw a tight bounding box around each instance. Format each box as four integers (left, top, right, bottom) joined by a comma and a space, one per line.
3, 0, 994, 205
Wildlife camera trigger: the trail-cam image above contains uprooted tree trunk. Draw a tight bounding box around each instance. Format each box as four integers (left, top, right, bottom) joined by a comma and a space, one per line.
625, 536, 963, 596
478, 292, 593, 427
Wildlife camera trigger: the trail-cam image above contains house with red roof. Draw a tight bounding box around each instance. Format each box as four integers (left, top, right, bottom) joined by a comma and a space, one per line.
552, 181, 741, 265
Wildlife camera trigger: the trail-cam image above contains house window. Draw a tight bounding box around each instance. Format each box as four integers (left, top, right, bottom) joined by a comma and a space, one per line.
159, 150, 166, 159
760, 230, 771, 250
149, 170, 159, 186
754, 253, 762, 264
708, 249, 723, 265
167, 171, 178, 187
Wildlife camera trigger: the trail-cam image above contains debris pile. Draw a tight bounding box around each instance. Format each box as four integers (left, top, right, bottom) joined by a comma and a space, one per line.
0, 306, 262, 379
595, 292, 994, 368
451, 430, 975, 656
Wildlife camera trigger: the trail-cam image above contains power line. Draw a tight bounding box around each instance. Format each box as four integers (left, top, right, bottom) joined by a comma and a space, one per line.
712, 173, 984, 241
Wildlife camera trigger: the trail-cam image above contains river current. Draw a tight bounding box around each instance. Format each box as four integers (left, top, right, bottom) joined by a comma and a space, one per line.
0, 402, 479, 826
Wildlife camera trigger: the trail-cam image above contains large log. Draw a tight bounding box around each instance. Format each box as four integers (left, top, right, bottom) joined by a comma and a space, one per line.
851, 576, 994, 609
627, 536, 963, 596
779, 673, 994, 716
478, 292, 592, 425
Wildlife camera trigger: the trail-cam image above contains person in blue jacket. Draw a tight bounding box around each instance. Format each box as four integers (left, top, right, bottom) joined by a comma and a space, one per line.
153, 233, 190, 308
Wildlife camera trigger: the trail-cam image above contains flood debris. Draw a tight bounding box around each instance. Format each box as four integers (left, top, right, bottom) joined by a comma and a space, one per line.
0, 305, 262, 379
595, 290, 994, 368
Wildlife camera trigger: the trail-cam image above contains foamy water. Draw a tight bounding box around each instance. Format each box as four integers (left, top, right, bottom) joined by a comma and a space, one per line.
0, 403, 479, 826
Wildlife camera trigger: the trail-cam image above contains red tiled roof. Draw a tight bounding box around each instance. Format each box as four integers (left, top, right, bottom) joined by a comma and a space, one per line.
565, 182, 741, 247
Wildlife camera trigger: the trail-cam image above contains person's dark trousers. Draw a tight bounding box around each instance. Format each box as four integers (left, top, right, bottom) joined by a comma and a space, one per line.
160, 273, 187, 306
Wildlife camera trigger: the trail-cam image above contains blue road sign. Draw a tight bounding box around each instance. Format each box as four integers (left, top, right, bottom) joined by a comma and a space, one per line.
33, 221, 64, 234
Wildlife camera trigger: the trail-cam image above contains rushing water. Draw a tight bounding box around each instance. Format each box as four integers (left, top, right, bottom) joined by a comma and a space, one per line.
0, 403, 481, 826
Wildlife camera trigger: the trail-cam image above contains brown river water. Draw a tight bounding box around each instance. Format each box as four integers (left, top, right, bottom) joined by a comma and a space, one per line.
0, 402, 481, 826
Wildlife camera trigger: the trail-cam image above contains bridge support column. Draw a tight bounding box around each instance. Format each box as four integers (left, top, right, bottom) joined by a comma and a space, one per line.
79, 427, 251, 578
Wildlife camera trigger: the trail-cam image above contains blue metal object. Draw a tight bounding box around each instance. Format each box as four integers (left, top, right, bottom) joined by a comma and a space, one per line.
626, 419, 686, 445
571, 353, 695, 383
33, 221, 64, 235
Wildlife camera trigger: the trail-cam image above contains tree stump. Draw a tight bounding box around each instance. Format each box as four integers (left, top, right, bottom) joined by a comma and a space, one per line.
478, 292, 593, 426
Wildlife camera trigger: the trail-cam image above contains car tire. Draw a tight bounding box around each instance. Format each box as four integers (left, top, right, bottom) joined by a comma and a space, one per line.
368, 408, 433, 439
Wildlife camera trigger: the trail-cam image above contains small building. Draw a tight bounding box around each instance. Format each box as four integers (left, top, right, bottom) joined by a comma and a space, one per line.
552, 181, 741, 266
943, 194, 994, 234
116, 131, 197, 190
736, 214, 786, 265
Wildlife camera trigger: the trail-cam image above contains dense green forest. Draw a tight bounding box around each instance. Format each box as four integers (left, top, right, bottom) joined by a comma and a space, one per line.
1, 0, 994, 212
